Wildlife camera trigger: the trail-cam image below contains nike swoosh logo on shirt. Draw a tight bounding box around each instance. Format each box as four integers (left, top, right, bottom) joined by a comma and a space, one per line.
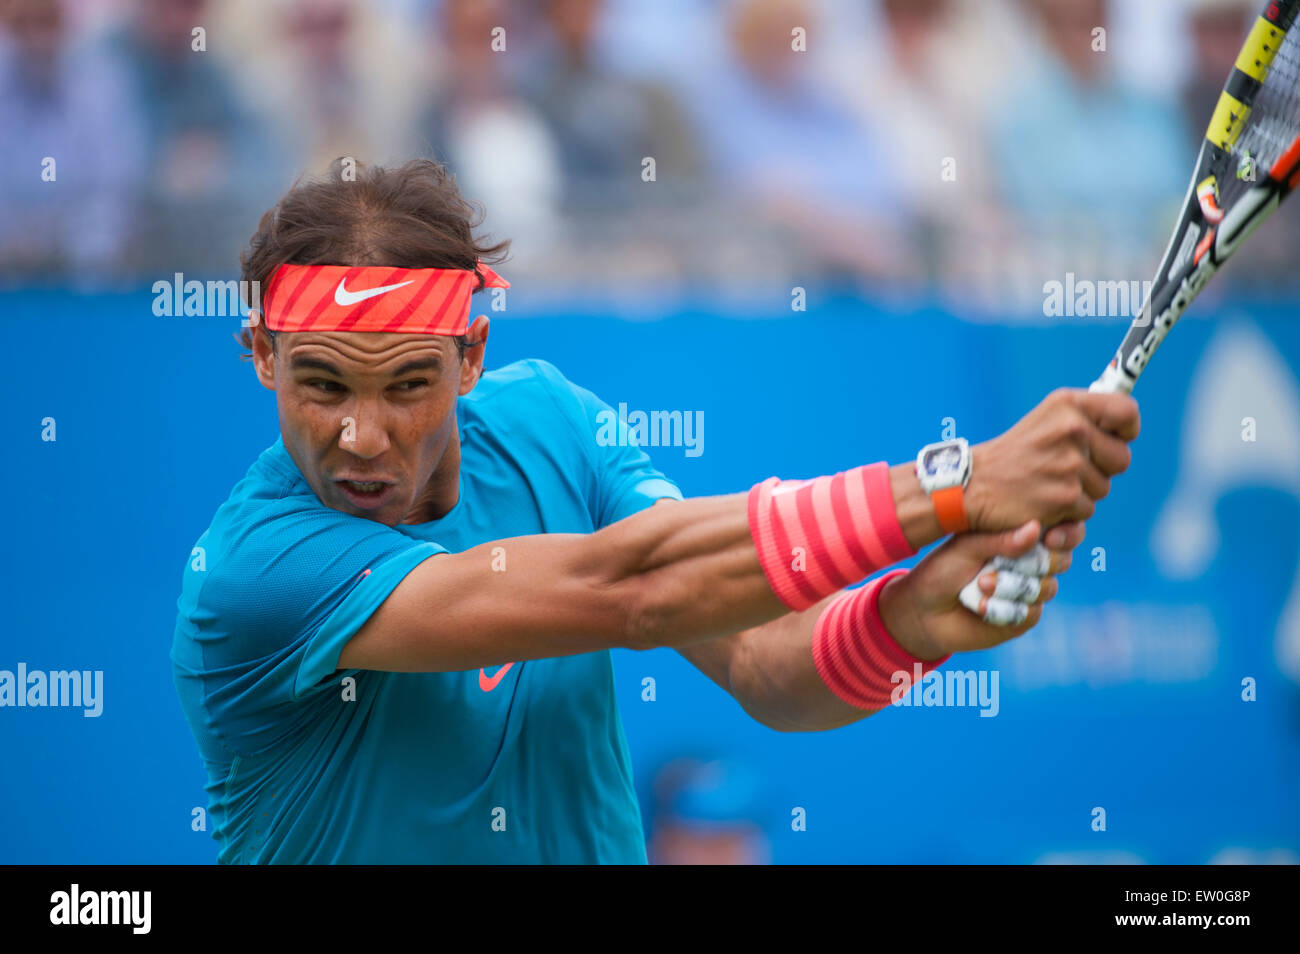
334, 277, 415, 306
479, 662, 515, 692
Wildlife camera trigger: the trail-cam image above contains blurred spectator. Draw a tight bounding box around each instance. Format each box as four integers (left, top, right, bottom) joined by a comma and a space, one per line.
106, 0, 287, 274
0, 0, 143, 284
823, 0, 1018, 287
672, 0, 911, 283
990, 0, 1190, 248
520, 0, 701, 212
414, 0, 563, 269
216, 0, 424, 175
7, 0, 1299, 304
645, 757, 772, 865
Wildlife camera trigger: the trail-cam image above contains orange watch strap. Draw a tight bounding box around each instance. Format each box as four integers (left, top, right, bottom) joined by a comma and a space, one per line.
931, 485, 970, 534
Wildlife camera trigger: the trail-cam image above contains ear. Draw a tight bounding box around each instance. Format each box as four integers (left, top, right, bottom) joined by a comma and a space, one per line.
250, 317, 277, 391
457, 315, 490, 396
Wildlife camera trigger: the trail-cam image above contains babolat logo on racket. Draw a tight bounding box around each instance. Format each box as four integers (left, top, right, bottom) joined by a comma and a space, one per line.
1126, 261, 1217, 378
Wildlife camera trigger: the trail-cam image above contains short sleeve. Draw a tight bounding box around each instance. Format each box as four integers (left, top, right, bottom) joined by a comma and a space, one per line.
561, 375, 684, 527
173, 497, 445, 757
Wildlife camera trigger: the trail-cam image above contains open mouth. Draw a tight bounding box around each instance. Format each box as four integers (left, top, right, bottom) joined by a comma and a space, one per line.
335, 479, 395, 508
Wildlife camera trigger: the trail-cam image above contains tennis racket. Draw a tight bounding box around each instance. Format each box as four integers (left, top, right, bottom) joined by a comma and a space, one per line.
962, 0, 1300, 624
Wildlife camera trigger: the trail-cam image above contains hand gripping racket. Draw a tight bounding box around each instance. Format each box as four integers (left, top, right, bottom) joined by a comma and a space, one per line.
961, 0, 1300, 624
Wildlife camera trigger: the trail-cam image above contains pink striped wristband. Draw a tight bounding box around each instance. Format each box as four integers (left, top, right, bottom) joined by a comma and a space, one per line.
746, 461, 915, 612
812, 569, 951, 710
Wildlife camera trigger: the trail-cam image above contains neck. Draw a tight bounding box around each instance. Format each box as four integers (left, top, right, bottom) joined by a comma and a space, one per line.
405, 429, 462, 524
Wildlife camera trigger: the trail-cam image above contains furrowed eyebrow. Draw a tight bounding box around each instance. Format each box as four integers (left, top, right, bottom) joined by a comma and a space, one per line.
390, 358, 443, 378
289, 356, 443, 378
290, 356, 344, 376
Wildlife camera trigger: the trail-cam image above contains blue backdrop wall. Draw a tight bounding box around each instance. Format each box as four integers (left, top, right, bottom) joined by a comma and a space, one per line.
2, 288, 1297, 863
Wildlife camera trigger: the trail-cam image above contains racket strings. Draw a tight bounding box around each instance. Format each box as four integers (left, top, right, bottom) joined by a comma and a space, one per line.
1237, 24, 1300, 173
1208, 20, 1300, 216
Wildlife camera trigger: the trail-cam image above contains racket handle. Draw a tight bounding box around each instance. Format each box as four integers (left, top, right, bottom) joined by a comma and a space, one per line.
1090, 359, 1136, 395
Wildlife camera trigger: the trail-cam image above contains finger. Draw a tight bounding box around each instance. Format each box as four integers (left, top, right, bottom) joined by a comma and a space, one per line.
1043, 521, 1085, 550
977, 566, 1040, 605
959, 579, 1030, 625
993, 565, 1063, 602
981, 597, 1030, 627
1085, 427, 1133, 478
1038, 576, 1059, 604
959, 577, 983, 616
1060, 492, 1097, 523
977, 519, 1041, 562
1079, 458, 1111, 502
993, 572, 1060, 606
1075, 391, 1140, 441
991, 543, 1052, 576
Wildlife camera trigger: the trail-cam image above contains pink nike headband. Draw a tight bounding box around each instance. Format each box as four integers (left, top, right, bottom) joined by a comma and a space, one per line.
260, 262, 509, 335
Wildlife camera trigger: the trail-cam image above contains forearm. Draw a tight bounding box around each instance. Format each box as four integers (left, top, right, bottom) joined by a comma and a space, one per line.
704, 574, 935, 732
700, 595, 862, 733
590, 491, 788, 649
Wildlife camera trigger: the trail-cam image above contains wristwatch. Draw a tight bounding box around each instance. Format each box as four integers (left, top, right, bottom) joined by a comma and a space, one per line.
915, 438, 972, 534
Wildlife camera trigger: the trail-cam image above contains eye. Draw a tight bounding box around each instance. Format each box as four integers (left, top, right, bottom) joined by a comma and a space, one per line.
392, 379, 428, 392
307, 379, 345, 393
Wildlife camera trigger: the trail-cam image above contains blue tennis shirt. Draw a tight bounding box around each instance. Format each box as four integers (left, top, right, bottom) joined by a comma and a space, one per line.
171, 359, 682, 863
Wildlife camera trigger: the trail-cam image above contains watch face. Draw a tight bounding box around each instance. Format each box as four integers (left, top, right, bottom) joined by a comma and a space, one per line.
923, 445, 962, 477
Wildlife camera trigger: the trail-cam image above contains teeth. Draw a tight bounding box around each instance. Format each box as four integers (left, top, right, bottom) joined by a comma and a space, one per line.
347, 481, 384, 492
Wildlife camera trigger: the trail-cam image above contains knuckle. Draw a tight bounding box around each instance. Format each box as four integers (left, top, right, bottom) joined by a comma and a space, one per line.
1065, 416, 1091, 444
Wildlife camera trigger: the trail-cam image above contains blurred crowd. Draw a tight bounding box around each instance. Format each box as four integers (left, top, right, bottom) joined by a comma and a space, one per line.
2, 0, 1297, 311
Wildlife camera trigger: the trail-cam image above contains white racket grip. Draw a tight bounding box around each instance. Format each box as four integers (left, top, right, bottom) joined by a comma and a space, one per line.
958, 543, 1051, 625
989, 569, 1042, 602
958, 574, 1030, 626
1090, 360, 1134, 395
993, 543, 1052, 577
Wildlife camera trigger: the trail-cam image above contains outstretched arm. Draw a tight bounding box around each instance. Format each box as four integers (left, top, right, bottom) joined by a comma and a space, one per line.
341, 389, 1135, 675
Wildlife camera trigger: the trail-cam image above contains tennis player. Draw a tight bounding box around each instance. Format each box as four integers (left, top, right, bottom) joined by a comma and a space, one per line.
172, 159, 1139, 863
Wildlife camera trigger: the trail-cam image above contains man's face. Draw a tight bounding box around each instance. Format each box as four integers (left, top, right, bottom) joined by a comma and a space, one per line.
253, 320, 487, 526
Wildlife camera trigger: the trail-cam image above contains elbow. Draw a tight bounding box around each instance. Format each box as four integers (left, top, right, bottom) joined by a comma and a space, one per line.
618, 571, 689, 652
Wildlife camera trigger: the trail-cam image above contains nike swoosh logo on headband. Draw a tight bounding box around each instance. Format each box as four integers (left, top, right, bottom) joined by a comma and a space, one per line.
334, 277, 415, 306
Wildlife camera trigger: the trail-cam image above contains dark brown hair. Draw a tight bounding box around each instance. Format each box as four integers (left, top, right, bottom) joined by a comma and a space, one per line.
237, 157, 510, 359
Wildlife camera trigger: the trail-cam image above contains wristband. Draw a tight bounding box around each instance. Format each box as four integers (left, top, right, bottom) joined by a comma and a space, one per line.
931, 485, 970, 534
811, 569, 951, 710
747, 461, 915, 611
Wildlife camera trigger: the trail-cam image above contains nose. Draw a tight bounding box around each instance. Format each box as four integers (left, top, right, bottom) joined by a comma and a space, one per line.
338, 400, 391, 459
